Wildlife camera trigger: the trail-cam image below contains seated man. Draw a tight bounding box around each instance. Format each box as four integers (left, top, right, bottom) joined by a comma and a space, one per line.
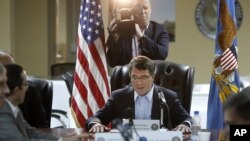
0, 51, 48, 127
0, 64, 84, 141
86, 56, 192, 134
223, 86, 250, 140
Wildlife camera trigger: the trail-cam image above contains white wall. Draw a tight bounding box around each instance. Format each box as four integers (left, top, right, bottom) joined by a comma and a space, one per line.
0, 0, 12, 52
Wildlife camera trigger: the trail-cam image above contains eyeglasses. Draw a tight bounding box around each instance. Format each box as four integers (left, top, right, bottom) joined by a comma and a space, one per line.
130, 75, 151, 81
22, 82, 29, 87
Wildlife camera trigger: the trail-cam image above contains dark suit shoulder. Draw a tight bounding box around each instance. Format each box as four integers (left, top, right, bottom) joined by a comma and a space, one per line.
0, 101, 13, 115
149, 21, 166, 31
154, 85, 177, 98
20, 76, 49, 128
112, 85, 132, 96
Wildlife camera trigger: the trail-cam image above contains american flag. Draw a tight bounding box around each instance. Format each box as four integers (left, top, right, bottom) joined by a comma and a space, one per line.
71, 0, 110, 127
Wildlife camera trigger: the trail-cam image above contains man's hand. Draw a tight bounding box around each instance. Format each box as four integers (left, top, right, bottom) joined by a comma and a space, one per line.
107, 18, 117, 34
174, 124, 191, 133
173, 124, 191, 140
89, 123, 111, 133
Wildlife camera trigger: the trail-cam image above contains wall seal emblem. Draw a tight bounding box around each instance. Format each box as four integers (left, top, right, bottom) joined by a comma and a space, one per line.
195, 0, 243, 40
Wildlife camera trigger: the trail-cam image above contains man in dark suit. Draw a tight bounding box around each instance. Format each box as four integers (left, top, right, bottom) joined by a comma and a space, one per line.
0, 51, 49, 127
106, 0, 169, 67
86, 56, 192, 135
0, 64, 84, 141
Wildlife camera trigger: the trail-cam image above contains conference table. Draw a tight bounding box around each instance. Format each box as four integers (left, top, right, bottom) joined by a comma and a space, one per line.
39, 128, 220, 141
39, 128, 94, 141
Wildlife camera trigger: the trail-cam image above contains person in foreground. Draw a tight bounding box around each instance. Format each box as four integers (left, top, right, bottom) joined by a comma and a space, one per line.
0, 64, 84, 141
86, 56, 192, 135
106, 0, 169, 67
223, 86, 250, 141
0, 51, 49, 128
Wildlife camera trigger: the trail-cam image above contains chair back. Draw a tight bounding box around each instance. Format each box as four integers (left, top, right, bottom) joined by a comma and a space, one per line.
51, 62, 75, 77
61, 71, 74, 106
27, 77, 69, 128
61, 71, 74, 95
28, 77, 53, 124
110, 60, 195, 113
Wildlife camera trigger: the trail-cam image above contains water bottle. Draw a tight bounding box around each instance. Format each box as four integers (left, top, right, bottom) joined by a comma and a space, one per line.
191, 111, 201, 141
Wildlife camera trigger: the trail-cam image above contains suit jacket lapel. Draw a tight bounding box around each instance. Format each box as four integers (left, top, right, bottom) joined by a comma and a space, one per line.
145, 22, 153, 38
125, 36, 133, 61
15, 111, 29, 137
151, 88, 160, 119
4, 102, 29, 138
127, 86, 135, 118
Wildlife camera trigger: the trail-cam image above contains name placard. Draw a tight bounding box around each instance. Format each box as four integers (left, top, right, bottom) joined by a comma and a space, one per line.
134, 131, 182, 141
95, 132, 126, 141
123, 119, 160, 131
95, 131, 182, 141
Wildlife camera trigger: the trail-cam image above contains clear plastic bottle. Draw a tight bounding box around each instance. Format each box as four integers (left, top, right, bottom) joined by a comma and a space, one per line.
191, 111, 201, 141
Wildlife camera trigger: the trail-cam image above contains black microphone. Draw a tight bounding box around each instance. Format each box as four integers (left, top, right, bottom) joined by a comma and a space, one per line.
124, 107, 134, 127
112, 118, 133, 141
158, 90, 172, 129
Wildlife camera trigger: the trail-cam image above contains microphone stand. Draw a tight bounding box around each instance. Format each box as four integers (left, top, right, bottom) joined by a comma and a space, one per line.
158, 91, 172, 130
129, 117, 141, 141
112, 119, 133, 141
163, 100, 172, 130
160, 102, 165, 129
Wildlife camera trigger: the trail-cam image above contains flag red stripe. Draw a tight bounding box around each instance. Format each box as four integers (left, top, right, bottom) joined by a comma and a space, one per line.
221, 53, 233, 65
224, 59, 237, 70
221, 56, 235, 68
77, 46, 106, 109
89, 39, 110, 97
74, 71, 93, 117
228, 63, 237, 70
220, 48, 238, 71
71, 97, 86, 127
221, 56, 237, 69
221, 53, 232, 63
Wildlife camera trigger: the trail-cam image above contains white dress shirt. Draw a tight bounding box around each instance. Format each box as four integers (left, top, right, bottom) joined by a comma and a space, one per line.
134, 85, 154, 119
5, 99, 19, 118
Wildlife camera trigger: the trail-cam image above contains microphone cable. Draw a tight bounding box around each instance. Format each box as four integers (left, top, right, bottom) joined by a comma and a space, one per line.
124, 107, 141, 140
112, 118, 133, 141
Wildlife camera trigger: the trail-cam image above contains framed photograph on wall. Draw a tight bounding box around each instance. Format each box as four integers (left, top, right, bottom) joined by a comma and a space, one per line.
150, 0, 176, 42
